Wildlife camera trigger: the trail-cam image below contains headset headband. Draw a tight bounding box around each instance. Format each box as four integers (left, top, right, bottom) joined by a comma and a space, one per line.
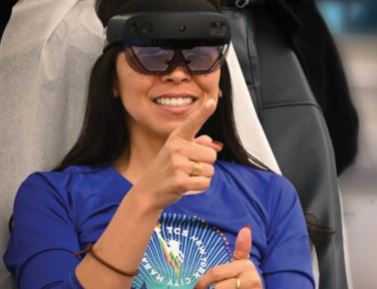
106, 12, 231, 49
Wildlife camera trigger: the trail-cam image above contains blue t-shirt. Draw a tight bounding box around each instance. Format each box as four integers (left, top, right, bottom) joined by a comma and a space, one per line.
4, 160, 314, 289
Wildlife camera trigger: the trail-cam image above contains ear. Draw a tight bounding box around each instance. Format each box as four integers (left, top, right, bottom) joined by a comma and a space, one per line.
218, 88, 223, 98
113, 78, 119, 98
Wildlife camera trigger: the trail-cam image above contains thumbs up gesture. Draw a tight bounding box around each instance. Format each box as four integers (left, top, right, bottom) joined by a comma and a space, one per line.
132, 99, 222, 210
233, 226, 252, 262
195, 226, 263, 289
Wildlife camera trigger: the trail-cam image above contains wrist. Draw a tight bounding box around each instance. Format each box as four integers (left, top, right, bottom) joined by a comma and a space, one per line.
125, 186, 164, 215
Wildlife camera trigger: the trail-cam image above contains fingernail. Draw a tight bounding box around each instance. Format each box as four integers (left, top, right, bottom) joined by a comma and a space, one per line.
243, 224, 251, 230
211, 140, 224, 149
206, 99, 215, 109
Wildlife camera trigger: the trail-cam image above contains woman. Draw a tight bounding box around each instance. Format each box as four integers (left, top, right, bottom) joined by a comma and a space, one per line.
4, 0, 314, 288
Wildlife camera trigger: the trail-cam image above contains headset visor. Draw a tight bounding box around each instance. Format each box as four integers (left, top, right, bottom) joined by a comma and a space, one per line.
106, 12, 231, 74
125, 45, 229, 74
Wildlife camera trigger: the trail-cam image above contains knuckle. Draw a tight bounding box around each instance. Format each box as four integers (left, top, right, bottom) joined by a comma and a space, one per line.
208, 165, 215, 177
172, 175, 186, 191
171, 145, 183, 155
208, 149, 217, 162
203, 178, 211, 188
195, 178, 210, 190
212, 150, 218, 162
170, 154, 181, 168
172, 167, 182, 179
251, 278, 263, 288
208, 267, 221, 279
250, 260, 256, 268
166, 139, 181, 153
246, 259, 257, 270
194, 177, 210, 191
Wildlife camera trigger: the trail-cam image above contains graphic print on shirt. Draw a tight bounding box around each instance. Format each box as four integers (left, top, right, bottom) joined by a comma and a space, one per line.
131, 213, 231, 289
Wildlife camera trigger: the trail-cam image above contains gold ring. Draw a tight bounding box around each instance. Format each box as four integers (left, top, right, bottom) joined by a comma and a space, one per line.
235, 277, 241, 289
190, 162, 203, 176
233, 252, 250, 261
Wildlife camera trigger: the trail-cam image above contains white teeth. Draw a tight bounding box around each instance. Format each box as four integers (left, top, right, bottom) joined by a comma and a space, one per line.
155, 97, 194, 106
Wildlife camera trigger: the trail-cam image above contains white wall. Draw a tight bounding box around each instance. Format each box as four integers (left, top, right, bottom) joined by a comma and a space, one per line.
338, 36, 377, 289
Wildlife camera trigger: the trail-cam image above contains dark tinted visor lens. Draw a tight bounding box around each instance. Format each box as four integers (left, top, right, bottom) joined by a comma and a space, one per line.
131, 47, 175, 72
182, 46, 224, 72
127, 45, 227, 74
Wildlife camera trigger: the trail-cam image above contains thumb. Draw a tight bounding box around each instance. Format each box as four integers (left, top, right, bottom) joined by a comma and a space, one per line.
233, 225, 252, 261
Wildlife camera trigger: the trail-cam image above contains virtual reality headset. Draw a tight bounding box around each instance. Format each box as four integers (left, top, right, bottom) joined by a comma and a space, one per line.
105, 12, 231, 75
105, 12, 231, 48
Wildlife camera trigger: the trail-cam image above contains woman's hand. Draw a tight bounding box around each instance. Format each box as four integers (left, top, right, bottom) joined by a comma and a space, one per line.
132, 99, 222, 210
195, 226, 263, 289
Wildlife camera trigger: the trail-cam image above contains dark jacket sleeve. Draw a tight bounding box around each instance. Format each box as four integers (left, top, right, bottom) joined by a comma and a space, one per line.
267, 0, 359, 174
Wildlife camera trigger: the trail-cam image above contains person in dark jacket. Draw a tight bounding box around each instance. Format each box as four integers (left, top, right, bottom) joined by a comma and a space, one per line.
268, 0, 359, 175
0, 0, 19, 42
226, 0, 359, 175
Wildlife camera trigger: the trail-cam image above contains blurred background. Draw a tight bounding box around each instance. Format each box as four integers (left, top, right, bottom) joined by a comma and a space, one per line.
316, 1, 377, 289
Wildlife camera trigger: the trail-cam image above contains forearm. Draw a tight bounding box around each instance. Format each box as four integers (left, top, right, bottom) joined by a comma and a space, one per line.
75, 188, 162, 289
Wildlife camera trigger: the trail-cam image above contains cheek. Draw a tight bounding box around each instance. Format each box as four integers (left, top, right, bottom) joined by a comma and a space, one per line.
196, 70, 221, 96
117, 67, 155, 105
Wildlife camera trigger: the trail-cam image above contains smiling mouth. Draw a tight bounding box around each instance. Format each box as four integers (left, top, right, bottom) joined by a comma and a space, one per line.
153, 97, 197, 107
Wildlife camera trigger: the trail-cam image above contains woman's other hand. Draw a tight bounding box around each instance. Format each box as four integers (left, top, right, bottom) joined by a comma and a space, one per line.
195, 226, 263, 289
133, 99, 220, 210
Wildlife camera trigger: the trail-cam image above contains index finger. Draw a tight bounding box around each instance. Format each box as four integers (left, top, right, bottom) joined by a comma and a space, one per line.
172, 99, 216, 140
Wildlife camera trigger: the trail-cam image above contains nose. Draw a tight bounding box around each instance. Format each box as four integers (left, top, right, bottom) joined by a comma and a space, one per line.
161, 65, 191, 84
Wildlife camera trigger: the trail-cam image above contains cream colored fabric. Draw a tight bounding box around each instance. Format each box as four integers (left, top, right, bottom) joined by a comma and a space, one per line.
0, 1, 103, 288
227, 44, 281, 174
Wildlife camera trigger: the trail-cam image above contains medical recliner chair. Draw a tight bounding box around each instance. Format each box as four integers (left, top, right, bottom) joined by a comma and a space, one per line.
222, 2, 350, 289
0, 1, 350, 289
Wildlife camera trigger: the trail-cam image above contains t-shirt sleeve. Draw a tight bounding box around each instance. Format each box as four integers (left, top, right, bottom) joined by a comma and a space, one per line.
3, 173, 84, 289
263, 175, 315, 289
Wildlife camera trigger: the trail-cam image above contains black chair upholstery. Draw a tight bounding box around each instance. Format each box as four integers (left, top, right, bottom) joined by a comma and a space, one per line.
223, 4, 349, 289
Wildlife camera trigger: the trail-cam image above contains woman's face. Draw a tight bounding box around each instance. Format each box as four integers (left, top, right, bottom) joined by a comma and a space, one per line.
114, 51, 222, 139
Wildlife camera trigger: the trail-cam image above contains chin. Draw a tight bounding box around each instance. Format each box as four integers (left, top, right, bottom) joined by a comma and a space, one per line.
156, 122, 184, 138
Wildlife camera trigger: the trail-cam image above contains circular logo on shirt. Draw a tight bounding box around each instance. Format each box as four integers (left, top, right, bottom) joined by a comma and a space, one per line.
131, 213, 231, 289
